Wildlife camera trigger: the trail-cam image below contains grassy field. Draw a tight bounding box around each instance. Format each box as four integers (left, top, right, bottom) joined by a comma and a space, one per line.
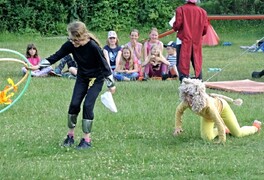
0, 25, 264, 179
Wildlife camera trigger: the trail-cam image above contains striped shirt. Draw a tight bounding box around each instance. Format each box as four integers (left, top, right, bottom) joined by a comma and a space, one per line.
167, 55, 177, 66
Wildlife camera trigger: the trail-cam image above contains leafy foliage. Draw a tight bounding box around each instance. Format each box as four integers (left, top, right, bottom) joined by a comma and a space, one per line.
0, 0, 263, 34
201, 0, 264, 14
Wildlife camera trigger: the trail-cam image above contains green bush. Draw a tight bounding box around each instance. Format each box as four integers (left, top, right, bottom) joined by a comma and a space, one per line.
88, 0, 139, 31
0, 0, 263, 34
201, 0, 264, 14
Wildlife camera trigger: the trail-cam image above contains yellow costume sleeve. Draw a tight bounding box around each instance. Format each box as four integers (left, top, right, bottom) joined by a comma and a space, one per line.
175, 101, 189, 129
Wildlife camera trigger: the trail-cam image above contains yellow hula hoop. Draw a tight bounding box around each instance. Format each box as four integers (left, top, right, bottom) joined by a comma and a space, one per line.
0, 48, 32, 113
0, 58, 29, 92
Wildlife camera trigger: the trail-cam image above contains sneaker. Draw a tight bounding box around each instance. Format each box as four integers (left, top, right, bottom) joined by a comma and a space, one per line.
68, 74, 77, 80
49, 68, 62, 77
142, 73, 149, 81
162, 73, 169, 81
63, 135, 74, 147
62, 72, 71, 78
253, 120, 262, 132
54, 68, 62, 76
76, 138, 91, 150
123, 77, 130, 81
252, 71, 261, 78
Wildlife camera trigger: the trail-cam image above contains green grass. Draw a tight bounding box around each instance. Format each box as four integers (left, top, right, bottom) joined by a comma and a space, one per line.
0, 25, 264, 179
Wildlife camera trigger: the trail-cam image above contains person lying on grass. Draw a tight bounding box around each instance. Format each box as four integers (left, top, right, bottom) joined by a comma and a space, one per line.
173, 78, 261, 144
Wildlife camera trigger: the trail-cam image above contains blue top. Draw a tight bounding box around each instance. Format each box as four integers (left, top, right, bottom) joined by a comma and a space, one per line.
103, 45, 122, 70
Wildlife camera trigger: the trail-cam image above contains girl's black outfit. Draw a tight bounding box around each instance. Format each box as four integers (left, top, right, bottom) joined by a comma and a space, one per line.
45, 40, 114, 136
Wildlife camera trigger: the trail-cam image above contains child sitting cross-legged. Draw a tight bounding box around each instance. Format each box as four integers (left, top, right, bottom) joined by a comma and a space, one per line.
22, 43, 53, 77
113, 45, 139, 81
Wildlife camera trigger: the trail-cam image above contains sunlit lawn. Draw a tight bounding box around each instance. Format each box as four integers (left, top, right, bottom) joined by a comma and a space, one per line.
0, 24, 264, 179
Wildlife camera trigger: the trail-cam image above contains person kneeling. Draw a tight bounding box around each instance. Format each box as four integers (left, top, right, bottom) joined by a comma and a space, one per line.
173, 78, 261, 144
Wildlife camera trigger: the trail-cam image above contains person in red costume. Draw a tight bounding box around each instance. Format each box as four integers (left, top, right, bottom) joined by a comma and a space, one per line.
173, 0, 208, 82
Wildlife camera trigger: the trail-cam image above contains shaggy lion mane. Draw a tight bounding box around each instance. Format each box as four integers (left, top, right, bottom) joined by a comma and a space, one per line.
179, 78, 208, 113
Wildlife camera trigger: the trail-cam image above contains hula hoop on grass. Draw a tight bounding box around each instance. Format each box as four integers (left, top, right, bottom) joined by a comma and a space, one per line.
0, 48, 32, 113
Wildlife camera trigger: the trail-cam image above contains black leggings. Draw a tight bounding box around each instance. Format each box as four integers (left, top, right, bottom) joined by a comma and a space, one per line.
68, 76, 104, 120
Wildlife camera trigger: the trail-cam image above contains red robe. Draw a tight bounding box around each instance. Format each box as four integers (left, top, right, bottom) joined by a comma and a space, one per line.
173, 3, 208, 78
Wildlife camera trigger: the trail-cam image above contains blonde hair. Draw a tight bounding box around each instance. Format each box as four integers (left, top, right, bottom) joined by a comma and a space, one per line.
130, 29, 139, 36
120, 45, 134, 70
179, 78, 207, 113
150, 44, 162, 57
149, 27, 158, 34
179, 78, 243, 113
148, 27, 159, 40
67, 21, 102, 47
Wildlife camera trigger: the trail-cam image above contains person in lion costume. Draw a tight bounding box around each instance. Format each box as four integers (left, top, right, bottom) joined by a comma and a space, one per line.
173, 78, 261, 144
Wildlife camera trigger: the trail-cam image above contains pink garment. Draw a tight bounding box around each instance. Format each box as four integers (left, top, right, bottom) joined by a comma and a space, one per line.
145, 41, 161, 56
144, 63, 168, 77
22, 56, 52, 77
126, 42, 142, 63
122, 60, 137, 70
186, 0, 198, 3
125, 61, 130, 70
27, 57, 41, 66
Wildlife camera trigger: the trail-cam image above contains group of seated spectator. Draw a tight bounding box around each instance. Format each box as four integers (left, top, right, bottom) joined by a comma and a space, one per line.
23, 27, 178, 81
104, 28, 178, 81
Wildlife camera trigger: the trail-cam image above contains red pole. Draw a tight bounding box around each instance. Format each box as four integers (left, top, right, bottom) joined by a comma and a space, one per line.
158, 29, 175, 39
157, 15, 264, 45
208, 15, 264, 20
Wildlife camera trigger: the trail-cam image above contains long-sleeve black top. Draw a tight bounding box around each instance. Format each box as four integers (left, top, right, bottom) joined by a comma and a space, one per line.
46, 40, 112, 78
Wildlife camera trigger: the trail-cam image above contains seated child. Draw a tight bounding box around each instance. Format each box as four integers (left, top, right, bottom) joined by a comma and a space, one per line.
50, 54, 77, 79
126, 29, 143, 77
142, 44, 170, 81
114, 45, 139, 81
240, 39, 264, 52
22, 43, 52, 77
164, 41, 179, 78
103, 31, 122, 71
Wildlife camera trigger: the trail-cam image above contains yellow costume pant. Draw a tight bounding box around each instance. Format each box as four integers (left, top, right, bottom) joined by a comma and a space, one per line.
200, 100, 258, 140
